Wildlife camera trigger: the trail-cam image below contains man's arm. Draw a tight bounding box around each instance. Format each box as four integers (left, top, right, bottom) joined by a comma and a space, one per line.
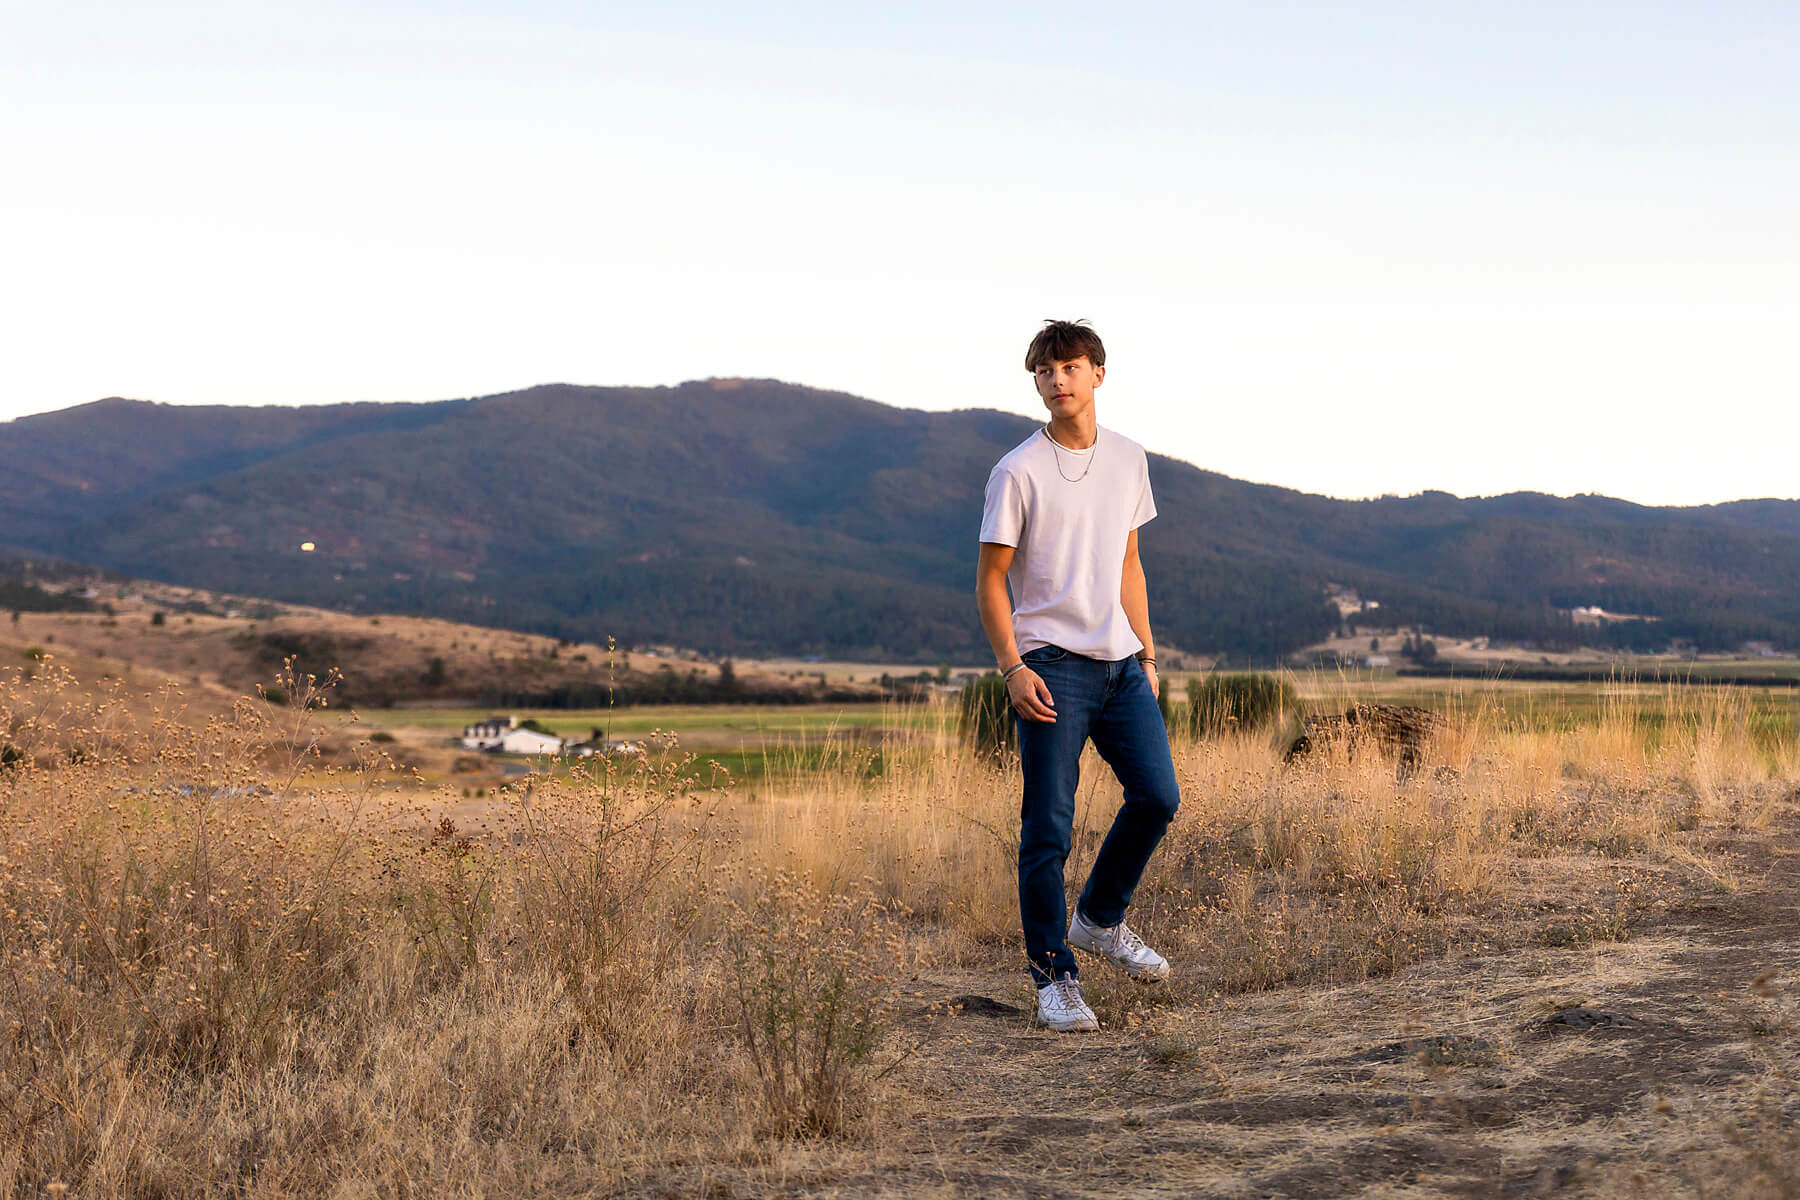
1120, 528, 1159, 700
977, 542, 1055, 723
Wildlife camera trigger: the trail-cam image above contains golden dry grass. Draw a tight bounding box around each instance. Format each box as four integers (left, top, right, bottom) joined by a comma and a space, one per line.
3, 656, 1797, 1197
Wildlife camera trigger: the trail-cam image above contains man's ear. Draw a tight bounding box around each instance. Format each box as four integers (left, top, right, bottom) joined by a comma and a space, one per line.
1093, 364, 1106, 387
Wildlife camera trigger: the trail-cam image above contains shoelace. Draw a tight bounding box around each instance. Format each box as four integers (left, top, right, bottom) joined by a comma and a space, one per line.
1054, 978, 1087, 1011
1113, 922, 1146, 955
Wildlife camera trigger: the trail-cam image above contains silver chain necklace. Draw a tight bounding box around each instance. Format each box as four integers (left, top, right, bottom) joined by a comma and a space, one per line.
1042, 425, 1098, 482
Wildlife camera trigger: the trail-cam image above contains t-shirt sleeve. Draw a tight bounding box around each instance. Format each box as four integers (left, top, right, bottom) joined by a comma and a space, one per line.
1130, 452, 1157, 530
979, 465, 1024, 546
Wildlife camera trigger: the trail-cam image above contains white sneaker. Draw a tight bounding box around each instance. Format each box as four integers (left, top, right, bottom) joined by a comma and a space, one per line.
1067, 910, 1171, 982
1035, 976, 1100, 1032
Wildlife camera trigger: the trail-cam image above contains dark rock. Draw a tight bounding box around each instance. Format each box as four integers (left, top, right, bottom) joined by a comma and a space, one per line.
1533, 1007, 1639, 1031
947, 994, 1023, 1017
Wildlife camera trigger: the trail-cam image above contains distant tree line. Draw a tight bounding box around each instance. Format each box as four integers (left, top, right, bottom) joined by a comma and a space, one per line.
479, 675, 869, 709
0, 580, 95, 615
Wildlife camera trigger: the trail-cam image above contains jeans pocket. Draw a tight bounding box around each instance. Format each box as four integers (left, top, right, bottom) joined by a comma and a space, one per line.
1022, 645, 1070, 665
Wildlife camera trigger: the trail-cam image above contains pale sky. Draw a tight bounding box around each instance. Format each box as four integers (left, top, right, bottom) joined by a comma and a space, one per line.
3, 1, 1795, 506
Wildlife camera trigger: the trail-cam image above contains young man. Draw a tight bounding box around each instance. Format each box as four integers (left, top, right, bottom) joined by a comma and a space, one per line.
976, 319, 1181, 1032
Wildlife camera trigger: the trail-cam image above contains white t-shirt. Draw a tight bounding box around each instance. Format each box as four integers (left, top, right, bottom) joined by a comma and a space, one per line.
979, 425, 1157, 662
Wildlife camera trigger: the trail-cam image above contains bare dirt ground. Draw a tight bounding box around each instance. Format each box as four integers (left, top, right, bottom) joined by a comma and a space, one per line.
636, 816, 1800, 1199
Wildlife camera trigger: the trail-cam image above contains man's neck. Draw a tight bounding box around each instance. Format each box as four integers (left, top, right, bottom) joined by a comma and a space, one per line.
1046, 412, 1098, 450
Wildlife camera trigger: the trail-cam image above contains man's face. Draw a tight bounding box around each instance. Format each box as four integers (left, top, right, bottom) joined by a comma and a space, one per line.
1032, 355, 1105, 423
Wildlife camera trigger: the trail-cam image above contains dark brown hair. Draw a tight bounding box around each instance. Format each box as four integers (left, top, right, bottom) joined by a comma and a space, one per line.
1024, 319, 1105, 372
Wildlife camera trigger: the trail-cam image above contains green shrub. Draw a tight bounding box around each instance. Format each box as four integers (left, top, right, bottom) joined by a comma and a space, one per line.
958, 674, 1015, 757
368, 731, 396, 743
1186, 673, 1298, 739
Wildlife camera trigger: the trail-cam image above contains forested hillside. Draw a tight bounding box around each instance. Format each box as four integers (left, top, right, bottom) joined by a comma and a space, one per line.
5, 380, 1798, 661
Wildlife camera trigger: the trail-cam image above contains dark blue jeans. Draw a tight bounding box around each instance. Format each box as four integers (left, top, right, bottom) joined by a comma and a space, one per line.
1015, 645, 1180, 987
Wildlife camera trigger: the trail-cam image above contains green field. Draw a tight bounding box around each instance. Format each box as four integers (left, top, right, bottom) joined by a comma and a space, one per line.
368, 700, 956, 783
370, 671, 1800, 785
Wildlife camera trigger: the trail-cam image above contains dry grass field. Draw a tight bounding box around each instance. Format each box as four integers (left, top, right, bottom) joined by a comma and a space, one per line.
5, 641, 1800, 1199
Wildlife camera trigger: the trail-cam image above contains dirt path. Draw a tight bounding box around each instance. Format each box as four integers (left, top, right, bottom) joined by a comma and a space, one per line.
681, 819, 1800, 1198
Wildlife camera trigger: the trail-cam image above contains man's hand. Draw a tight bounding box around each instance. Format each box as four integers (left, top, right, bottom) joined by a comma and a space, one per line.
1141, 660, 1159, 701
1007, 666, 1057, 723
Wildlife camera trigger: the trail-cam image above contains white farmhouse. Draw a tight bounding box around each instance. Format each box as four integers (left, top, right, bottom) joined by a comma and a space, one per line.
460, 716, 566, 756
460, 716, 516, 750
498, 727, 565, 756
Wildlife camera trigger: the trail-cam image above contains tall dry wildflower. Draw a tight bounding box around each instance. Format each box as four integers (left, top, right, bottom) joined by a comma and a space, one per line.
506, 737, 717, 1062
725, 870, 909, 1136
